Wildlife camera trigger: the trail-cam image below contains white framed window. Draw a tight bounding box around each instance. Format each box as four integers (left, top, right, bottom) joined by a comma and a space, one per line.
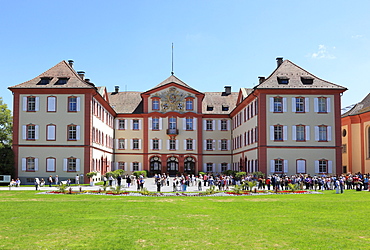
152, 99, 160, 110
206, 120, 213, 130
118, 162, 125, 170
152, 118, 159, 130
118, 139, 125, 149
132, 139, 140, 149
63, 158, 80, 172
68, 125, 80, 141
47, 96, 56, 112
220, 120, 228, 131
270, 159, 288, 173
22, 157, 39, 172
23, 96, 40, 112
133, 120, 140, 130
206, 163, 213, 172
186, 139, 193, 150
46, 158, 56, 172
206, 139, 214, 151
186, 99, 193, 110
133, 162, 139, 171
220, 139, 228, 150
314, 97, 331, 113
169, 139, 176, 150
68, 96, 80, 112
24, 124, 39, 140
46, 124, 56, 141
296, 160, 306, 174
186, 118, 193, 130
152, 139, 159, 150
315, 160, 332, 174
118, 119, 125, 130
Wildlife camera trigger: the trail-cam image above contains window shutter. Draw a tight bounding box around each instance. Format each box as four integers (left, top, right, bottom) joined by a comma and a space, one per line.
47, 125, 55, 140
314, 98, 318, 112
139, 139, 142, 150
203, 140, 207, 150
193, 139, 196, 150
22, 158, 27, 171
315, 126, 319, 141
149, 118, 152, 130
328, 161, 333, 173
183, 140, 187, 150
176, 140, 179, 150
150, 139, 153, 150
115, 139, 118, 149
305, 126, 310, 141
227, 140, 230, 150
130, 120, 133, 130
115, 162, 119, 170
305, 98, 310, 112
33, 158, 38, 171
76, 97, 80, 112
283, 126, 288, 141
218, 140, 221, 150
124, 139, 127, 149
270, 97, 274, 112
159, 139, 162, 150
297, 160, 305, 173
63, 159, 68, 171
159, 118, 162, 130
270, 126, 274, 141
23, 97, 27, 111
138, 120, 142, 130
203, 163, 207, 172
47, 158, 55, 171
35, 125, 39, 140
212, 120, 216, 130
193, 118, 197, 129
212, 140, 216, 151
283, 98, 287, 112
115, 119, 119, 129
203, 120, 206, 130
130, 162, 133, 171
48, 97, 56, 112
22, 125, 27, 139
218, 120, 221, 131
76, 159, 80, 171
76, 126, 81, 140
315, 161, 319, 173
35, 97, 40, 111
283, 160, 288, 173
139, 162, 142, 171
326, 98, 331, 112
270, 160, 275, 173
227, 120, 230, 130
292, 126, 296, 140
292, 98, 296, 112
327, 126, 332, 141
166, 140, 170, 150
183, 118, 186, 130
130, 139, 133, 149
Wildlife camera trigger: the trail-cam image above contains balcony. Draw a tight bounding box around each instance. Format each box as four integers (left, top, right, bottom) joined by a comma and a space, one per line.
167, 128, 179, 135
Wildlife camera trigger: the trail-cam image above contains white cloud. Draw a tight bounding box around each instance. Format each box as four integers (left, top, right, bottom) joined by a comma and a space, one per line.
310, 45, 336, 59
351, 34, 364, 39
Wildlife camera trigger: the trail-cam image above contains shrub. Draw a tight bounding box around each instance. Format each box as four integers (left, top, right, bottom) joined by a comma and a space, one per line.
133, 171, 147, 178
235, 172, 247, 178
86, 172, 97, 179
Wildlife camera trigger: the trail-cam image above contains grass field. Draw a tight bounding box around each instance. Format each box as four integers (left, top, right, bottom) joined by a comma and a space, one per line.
0, 190, 369, 249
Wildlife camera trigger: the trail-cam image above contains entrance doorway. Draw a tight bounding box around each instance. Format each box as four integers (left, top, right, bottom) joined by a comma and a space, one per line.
150, 156, 162, 176
184, 156, 195, 175
167, 156, 179, 176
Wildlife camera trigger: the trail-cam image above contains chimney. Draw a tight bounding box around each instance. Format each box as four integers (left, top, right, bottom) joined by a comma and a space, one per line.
224, 86, 231, 95
258, 76, 266, 84
77, 71, 85, 80
276, 57, 283, 68
85, 79, 90, 83
115, 85, 119, 93
68, 60, 74, 68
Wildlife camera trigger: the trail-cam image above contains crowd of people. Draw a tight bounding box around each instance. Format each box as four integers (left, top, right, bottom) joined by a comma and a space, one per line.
11, 172, 370, 194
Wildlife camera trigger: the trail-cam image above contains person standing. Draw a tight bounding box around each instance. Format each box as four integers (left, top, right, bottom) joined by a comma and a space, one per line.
34, 178, 40, 190
103, 176, 107, 186
126, 175, 131, 188
117, 175, 122, 187
55, 175, 59, 186
108, 175, 113, 186
48, 175, 53, 187
75, 174, 80, 185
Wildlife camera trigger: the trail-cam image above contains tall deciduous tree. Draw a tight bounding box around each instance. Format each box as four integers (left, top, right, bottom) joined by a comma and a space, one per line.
0, 97, 12, 147
0, 97, 14, 176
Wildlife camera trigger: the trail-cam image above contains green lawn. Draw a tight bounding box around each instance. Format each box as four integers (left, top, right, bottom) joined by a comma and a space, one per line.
0, 190, 369, 249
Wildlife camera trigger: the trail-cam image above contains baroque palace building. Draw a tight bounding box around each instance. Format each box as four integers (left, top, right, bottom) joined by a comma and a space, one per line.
9, 58, 347, 184
341, 93, 370, 174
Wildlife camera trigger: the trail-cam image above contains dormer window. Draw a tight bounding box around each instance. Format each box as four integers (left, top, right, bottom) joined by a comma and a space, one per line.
222, 105, 229, 111
301, 77, 314, 84
38, 77, 52, 85
207, 105, 214, 111
55, 77, 69, 85
277, 77, 289, 84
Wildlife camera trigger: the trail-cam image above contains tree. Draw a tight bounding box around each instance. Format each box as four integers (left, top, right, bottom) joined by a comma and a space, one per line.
0, 97, 12, 147
0, 97, 14, 176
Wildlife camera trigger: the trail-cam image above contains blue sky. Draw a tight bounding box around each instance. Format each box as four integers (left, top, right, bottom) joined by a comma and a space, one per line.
1, 0, 370, 112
